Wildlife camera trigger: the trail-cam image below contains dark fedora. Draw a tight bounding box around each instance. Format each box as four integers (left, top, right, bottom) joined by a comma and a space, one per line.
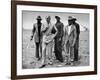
36, 16, 42, 20
55, 16, 60, 19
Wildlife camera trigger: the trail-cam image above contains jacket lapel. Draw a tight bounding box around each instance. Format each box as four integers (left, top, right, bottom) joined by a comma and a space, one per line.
66, 25, 74, 36
70, 25, 74, 34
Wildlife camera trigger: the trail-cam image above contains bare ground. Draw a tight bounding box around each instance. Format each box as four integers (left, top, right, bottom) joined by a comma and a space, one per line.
22, 30, 89, 69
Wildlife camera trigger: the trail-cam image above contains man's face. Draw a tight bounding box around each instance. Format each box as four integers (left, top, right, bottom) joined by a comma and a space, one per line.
68, 20, 72, 25
46, 18, 51, 23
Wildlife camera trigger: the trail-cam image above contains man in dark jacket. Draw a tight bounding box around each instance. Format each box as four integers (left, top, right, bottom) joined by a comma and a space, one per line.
72, 17, 80, 61
54, 16, 64, 62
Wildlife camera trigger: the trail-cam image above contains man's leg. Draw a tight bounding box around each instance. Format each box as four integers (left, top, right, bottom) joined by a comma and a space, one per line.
54, 39, 58, 60
40, 43, 46, 68
39, 42, 42, 59
36, 43, 40, 59
65, 41, 70, 64
74, 40, 79, 61
48, 42, 53, 58
70, 46, 74, 62
48, 42, 53, 64
58, 39, 64, 62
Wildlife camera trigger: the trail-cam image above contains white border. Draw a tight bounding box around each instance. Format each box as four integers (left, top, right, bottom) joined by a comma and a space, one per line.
17, 5, 94, 75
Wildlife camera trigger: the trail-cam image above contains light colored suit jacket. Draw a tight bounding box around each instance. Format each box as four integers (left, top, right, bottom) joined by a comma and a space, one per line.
32, 23, 46, 43
64, 24, 77, 47
42, 22, 58, 43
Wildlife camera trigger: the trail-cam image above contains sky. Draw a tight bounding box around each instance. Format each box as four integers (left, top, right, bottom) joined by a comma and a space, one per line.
22, 10, 90, 31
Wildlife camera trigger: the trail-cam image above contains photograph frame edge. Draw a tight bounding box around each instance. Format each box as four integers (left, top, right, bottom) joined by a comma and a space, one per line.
11, 1, 97, 80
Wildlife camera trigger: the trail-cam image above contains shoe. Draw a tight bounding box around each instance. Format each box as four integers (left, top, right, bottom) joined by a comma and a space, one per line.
65, 62, 71, 65
40, 64, 46, 68
57, 63, 65, 67
48, 58, 53, 65
48, 61, 53, 65
70, 62, 74, 66
70, 59, 74, 62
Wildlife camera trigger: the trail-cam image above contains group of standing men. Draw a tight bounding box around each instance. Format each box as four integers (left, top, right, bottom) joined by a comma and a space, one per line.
30, 15, 80, 68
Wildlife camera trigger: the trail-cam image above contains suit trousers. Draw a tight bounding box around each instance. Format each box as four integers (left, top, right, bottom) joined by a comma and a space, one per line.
74, 39, 79, 61
66, 41, 74, 61
54, 38, 63, 62
35, 42, 42, 59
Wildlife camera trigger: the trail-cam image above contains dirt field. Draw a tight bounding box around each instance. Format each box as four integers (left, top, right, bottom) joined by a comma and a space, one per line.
22, 29, 89, 69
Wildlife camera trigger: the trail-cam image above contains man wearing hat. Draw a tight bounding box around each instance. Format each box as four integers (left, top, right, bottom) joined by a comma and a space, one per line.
71, 17, 80, 61
30, 16, 45, 61
63, 16, 77, 64
54, 16, 64, 62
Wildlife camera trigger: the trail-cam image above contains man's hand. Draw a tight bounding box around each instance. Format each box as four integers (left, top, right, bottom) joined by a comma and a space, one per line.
30, 36, 33, 41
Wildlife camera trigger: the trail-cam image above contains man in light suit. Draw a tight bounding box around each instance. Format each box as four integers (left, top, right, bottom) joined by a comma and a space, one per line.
40, 16, 57, 68
64, 16, 77, 64
30, 16, 45, 61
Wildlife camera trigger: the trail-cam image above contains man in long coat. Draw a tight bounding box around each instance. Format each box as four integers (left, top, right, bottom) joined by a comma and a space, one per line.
30, 16, 45, 61
54, 16, 64, 62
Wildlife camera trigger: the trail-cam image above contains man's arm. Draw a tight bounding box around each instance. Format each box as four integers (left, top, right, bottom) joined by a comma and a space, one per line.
76, 23, 80, 35
30, 24, 36, 40
62, 26, 66, 46
51, 25, 58, 38
51, 25, 57, 33
77, 24, 80, 35
60, 23, 64, 38
72, 26, 77, 46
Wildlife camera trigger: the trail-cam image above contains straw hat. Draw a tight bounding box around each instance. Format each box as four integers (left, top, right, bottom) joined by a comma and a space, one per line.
68, 16, 77, 21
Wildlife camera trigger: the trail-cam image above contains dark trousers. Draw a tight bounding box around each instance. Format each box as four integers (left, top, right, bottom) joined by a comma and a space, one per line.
74, 39, 79, 61
54, 38, 63, 62
35, 42, 42, 58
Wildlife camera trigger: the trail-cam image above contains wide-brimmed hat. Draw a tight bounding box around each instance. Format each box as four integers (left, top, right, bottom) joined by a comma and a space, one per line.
36, 16, 42, 20
68, 16, 77, 21
55, 16, 60, 19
